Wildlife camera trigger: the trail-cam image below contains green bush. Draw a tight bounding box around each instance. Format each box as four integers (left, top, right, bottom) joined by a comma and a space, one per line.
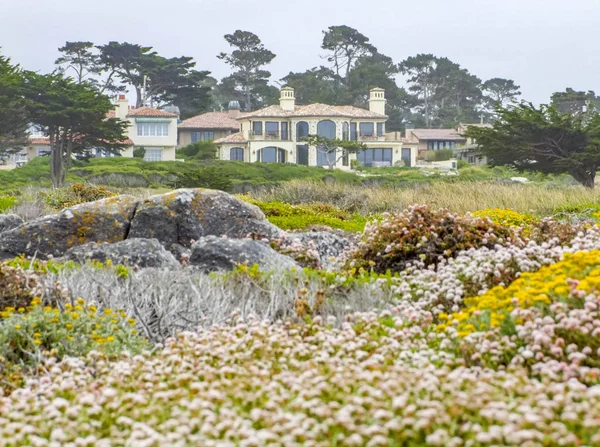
425, 149, 455, 162
133, 147, 146, 159
348, 204, 518, 273
43, 183, 117, 210
0, 196, 17, 213
177, 142, 217, 160
171, 166, 233, 191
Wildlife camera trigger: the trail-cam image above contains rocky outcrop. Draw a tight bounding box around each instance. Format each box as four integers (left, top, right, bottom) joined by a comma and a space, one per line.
189, 236, 298, 272
281, 231, 354, 270
128, 189, 283, 252
0, 196, 138, 259
62, 238, 179, 268
0, 214, 24, 235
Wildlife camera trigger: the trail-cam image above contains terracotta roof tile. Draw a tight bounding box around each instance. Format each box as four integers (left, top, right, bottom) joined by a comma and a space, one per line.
29, 138, 50, 145
127, 107, 178, 118
238, 103, 387, 119
106, 110, 117, 119
214, 132, 248, 144
178, 112, 240, 130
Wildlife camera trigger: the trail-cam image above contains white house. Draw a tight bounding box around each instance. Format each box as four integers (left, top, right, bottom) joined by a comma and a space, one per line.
214, 87, 416, 169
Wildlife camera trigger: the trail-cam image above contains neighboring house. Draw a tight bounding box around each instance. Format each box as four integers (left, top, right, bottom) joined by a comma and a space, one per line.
214, 87, 415, 169
114, 95, 178, 161
177, 102, 241, 147
455, 123, 493, 165
403, 127, 468, 160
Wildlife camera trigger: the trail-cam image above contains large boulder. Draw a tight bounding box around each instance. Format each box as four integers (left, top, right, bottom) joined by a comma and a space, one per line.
189, 236, 298, 272
0, 196, 138, 259
62, 238, 179, 268
128, 189, 283, 252
0, 214, 24, 234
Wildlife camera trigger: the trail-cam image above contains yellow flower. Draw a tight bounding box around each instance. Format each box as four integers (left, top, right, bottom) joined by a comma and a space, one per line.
33, 340, 42, 345
103, 308, 112, 315
65, 304, 73, 310
67, 336, 73, 341
43, 306, 52, 313
31, 297, 42, 306
33, 333, 41, 338
14, 325, 21, 330
106, 336, 115, 342
75, 305, 84, 311
88, 305, 97, 312
17, 307, 25, 313
65, 323, 73, 329
76, 298, 86, 305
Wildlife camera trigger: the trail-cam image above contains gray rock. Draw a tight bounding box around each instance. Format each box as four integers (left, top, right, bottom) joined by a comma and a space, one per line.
282, 231, 354, 270
128, 189, 283, 252
62, 238, 179, 268
0, 196, 138, 259
189, 236, 298, 272
0, 214, 24, 234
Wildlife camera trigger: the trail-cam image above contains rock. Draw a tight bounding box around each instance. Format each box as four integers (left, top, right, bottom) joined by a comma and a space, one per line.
0, 196, 138, 259
128, 189, 283, 252
189, 236, 298, 272
510, 177, 530, 184
282, 231, 354, 270
0, 214, 24, 234
62, 238, 179, 268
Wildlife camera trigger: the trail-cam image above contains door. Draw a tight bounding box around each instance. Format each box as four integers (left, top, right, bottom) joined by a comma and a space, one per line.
296, 145, 309, 165
402, 148, 411, 167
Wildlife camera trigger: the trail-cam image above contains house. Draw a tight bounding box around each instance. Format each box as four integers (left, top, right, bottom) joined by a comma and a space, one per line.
403, 127, 468, 160
177, 102, 241, 147
214, 87, 415, 168
455, 123, 493, 165
113, 95, 178, 161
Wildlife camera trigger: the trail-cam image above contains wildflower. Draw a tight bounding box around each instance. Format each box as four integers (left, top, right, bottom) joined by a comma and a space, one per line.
14, 325, 21, 330
65, 323, 73, 330
33, 340, 42, 345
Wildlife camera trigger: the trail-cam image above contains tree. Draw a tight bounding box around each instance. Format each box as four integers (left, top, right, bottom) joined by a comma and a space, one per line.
551, 88, 600, 116
0, 53, 29, 158
482, 77, 521, 110
321, 25, 376, 83
302, 134, 366, 169
217, 30, 276, 112
23, 72, 129, 187
399, 54, 438, 128
464, 103, 600, 188
281, 66, 345, 105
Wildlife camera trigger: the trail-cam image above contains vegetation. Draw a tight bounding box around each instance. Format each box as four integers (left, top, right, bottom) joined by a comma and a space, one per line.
0, 54, 28, 156
176, 141, 217, 160
465, 103, 600, 188
301, 134, 366, 169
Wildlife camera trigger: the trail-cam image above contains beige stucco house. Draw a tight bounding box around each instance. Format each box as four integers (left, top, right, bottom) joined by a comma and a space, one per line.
455, 123, 493, 165
403, 128, 468, 160
177, 103, 241, 147
214, 87, 416, 169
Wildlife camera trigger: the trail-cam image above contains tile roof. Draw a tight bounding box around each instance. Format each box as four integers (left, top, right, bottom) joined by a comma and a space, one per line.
29, 138, 50, 145
106, 110, 117, 119
238, 103, 387, 119
407, 129, 467, 141
126, 107, 178, 118
214, 132, 248, 144
178, 112, 240, 130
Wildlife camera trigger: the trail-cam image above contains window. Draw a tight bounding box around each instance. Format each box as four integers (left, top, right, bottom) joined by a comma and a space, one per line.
137, 122, 169, 137
230, 147, 244, 161
296, 121, 309, 140
204, 131, 214, 141
192, 131, 215, 142
144, 148, 163, 162
427, 140, 456, 150
377, 123, 384, 137
281, 122, 289, 140
191, 131, 201, 143
350, 123, 357, 141
359, 122, 374, 137
317, 120, 336, 139
317, 148, 334, 167
252, 121, 263, 136
342, 153, 349, 166
342, 122, 349, 140
265, 121, 279, 138
357, 148, 392, 167
257, 147, 285, 163
296, 145, 309, 165
36, 148, 50, 157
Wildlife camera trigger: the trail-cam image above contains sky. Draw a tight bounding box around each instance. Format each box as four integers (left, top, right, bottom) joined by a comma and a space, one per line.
1, 0, 599, 105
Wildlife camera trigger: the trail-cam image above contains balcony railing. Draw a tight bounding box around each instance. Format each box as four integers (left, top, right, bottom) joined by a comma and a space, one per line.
359, 134, 385, 142
251, 131, 289, 141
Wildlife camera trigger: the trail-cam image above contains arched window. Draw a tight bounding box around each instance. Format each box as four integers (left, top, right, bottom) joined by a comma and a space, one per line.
316, 120, 337, 167
257, 147, 286, 163
296, 121, 309, 140
230, 147, 244, 161
342, 122, 349, 140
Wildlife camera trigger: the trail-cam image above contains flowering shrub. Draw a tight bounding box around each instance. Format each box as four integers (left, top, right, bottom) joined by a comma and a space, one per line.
0, 297, 148, 390
0, 263, 39, 311
349, 205, 518, 273
471, 208, 537, 227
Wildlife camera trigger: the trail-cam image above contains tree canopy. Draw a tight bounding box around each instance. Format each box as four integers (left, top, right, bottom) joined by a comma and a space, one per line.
0, 53, 29, 157
302, 134, 366, 169
464, 103, 600, 188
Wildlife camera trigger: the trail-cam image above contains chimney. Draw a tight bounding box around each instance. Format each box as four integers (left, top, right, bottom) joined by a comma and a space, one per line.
228, 100, 241, 119
369, 88, 386, 115
116, 94, 128, 120
279, 86, 295, 111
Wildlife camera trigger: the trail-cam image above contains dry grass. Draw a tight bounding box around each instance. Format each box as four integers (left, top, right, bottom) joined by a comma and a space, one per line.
251, 179, 600, 215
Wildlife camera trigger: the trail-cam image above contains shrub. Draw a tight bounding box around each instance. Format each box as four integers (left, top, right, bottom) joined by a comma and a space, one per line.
133, 147, 146, 159
43, 183, 117, 210
349, 204, 518, 273
425, 149, 455, 162
177, 142, 217, 160
472, 208, 538, 227
0, 196, 17, 213
0, 263, 38, 311
171, 166, 233, 191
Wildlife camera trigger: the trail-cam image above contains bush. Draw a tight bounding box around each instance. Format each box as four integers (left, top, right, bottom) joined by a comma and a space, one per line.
177, 142, 217, 160
0, 196, 17, 213
171, 166, 233, 191
348, 205, 518, 273
133, 147, 146, 159
425, 149, 455, 162
472, 208, 538, 227
43, 183, 117, 210
0, 263, 38, 311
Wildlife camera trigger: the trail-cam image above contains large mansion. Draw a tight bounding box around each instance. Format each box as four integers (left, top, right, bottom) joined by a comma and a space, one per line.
214, 87, 416, 169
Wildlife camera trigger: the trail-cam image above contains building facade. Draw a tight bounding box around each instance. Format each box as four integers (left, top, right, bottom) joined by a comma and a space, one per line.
214, 87, 416, 169
177, 102, 241, 147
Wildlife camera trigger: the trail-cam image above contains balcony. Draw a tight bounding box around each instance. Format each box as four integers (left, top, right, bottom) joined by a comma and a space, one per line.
251, 131, 288, 141
358, 133, 385, 142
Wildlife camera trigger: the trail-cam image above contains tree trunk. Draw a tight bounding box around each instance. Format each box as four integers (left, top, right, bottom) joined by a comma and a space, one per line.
571, 168, 595, 189
135, 86, 143, 108
49, 131, 66, 188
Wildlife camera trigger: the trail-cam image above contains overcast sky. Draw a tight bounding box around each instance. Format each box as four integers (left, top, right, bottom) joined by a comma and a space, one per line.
2, 0, 598, 104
